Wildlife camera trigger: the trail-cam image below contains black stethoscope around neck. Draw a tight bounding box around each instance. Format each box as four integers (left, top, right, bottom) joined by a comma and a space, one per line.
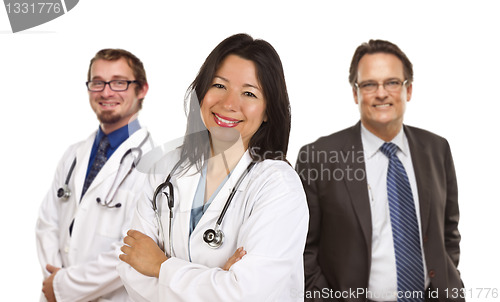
152, 158, 256, 255
57, 132, 150, 208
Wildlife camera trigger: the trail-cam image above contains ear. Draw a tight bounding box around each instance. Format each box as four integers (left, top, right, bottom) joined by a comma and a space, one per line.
137, 82, 149, 100
353, 86, 359, 105
406, 82, 413, 102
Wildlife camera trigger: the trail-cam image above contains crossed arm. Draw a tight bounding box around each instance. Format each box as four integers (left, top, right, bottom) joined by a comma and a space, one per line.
41, 231, 244, 302
119, 229, 246, 277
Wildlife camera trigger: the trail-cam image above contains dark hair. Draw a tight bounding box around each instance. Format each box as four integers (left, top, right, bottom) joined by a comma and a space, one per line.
348, 39, 413, 86
88, 48, 148, 107
181, 33, 291, 168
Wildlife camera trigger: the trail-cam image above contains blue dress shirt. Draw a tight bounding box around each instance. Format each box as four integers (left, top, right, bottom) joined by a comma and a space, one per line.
85, 119, 141, 179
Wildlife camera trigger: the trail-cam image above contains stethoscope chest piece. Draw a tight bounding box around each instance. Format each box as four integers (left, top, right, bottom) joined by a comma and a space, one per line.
154, 160, 256, 253
57, 185, 71, 200
203, 228, 224, 249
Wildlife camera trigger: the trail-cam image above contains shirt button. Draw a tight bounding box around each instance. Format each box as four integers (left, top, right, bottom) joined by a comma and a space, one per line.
64, 246, 69, 253
429, 270, 436, 278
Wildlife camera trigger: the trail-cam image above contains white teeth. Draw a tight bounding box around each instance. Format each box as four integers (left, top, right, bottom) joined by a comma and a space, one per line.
375, 104, 391, 108
101, 103, 118, 107
215, 114, 239, 124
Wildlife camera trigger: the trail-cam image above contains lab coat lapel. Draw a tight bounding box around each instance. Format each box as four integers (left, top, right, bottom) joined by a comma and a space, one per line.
404, 125, 431, 236
172, 151, 253, 258
195, 151, 253, 229
173, 163, 201, 258
73, 132, 96, 205
83, 128, 149, 198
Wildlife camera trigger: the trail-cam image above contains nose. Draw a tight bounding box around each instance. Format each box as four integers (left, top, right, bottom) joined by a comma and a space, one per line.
375, 83, 389, 99
101, 82, 116, 97
221, 91, 239, 110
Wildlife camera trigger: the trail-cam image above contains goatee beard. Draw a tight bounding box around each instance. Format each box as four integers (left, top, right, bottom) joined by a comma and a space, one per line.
97, 111, 122, 124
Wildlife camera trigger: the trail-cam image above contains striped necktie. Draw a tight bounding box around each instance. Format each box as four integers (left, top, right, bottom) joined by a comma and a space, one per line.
380, 142, 425, 302
70, 136, 110, 236
81, 135, 110, 197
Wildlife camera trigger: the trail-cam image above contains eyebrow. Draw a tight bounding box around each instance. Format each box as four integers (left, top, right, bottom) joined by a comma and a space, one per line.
91, 75, 130, 81
361, 77, 402, 83
214, 75, 261, 90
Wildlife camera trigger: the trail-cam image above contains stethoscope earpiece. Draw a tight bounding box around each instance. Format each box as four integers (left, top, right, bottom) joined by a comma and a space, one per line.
203, 228, 224, 249
96, 197, 122, 208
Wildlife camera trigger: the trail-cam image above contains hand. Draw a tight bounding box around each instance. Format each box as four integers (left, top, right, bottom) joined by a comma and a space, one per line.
120, 229, 168, 278
42, 264, 60, 302
222, 247, 246, 271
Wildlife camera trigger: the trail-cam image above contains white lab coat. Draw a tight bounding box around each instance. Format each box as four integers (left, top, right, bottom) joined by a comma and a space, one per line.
36, 128, 153, 302
117, 150, 309, 302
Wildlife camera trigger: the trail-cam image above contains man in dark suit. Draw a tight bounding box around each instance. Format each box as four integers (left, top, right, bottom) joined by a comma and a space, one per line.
295, 40, 463, 302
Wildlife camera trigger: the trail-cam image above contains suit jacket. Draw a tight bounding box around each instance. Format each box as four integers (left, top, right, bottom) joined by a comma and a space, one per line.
295, 122, 463, 302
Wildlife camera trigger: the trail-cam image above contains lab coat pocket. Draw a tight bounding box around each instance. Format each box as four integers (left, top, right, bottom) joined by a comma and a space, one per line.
95, 204, 126, 240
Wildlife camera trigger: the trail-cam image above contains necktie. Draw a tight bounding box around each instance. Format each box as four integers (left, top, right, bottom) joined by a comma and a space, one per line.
380, 142, 425, 302
82, 135, 110, 197
70, 136, 110, 236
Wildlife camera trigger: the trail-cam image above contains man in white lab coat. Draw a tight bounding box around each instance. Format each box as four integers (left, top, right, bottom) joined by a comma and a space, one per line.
36, 48, 153, 302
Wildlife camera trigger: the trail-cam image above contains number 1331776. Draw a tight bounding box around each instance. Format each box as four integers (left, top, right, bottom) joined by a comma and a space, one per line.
445, 288, 499, 299
5, 3, 62, 14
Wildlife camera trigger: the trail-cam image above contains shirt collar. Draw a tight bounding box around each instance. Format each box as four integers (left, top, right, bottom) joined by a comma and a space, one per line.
360, 123, 409, 159
96, 119, 141, 149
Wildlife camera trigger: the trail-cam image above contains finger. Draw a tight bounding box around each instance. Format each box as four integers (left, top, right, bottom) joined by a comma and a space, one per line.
121, 244, 132, 255
127, 229, 139, 237
235, 247, 246, 257
234, 248, 247, 261
46, 264, 56, 273
127, 229, 147, 239
237, 252, 246, 260
119, 253, 129, 264
228, 249, 240, 261
231, 247, 244, 259
123, 235, 134, 246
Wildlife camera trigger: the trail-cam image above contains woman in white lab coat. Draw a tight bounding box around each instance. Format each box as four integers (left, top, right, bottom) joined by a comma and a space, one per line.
118, 33, 309, 302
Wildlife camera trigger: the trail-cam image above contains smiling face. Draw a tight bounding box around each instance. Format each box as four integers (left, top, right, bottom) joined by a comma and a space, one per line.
353, 52, 412, 141
88, 58, 148, 134
200, 54, 267, 150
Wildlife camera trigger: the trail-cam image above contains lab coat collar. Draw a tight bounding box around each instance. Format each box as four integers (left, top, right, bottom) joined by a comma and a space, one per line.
193, 150, 254, 228
175, 150, 253, 213
173, 150, 254, 255
80, 128, 150, 202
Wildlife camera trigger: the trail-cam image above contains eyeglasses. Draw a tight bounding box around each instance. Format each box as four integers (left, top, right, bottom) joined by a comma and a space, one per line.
355, 79, 408, 94
86, 80, 138, 92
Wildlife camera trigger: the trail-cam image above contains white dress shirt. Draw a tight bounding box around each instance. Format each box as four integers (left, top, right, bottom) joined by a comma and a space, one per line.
361, 124, 429, 301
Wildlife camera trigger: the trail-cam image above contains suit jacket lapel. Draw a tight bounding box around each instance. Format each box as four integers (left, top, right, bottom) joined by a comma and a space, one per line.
340, 122, 372, 252
404, 125, 431, 236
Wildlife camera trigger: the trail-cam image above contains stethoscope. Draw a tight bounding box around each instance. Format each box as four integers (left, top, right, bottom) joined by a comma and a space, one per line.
57, 132, 151, 208
152, 158, 256, 255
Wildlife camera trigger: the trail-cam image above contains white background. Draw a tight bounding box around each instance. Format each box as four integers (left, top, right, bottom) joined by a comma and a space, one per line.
1, 0, 499, 300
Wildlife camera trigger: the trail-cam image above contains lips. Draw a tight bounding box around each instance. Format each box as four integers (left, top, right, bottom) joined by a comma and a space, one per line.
373, 103, 392, 108
212, 113, 242, 128
99, 101, 120, 109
